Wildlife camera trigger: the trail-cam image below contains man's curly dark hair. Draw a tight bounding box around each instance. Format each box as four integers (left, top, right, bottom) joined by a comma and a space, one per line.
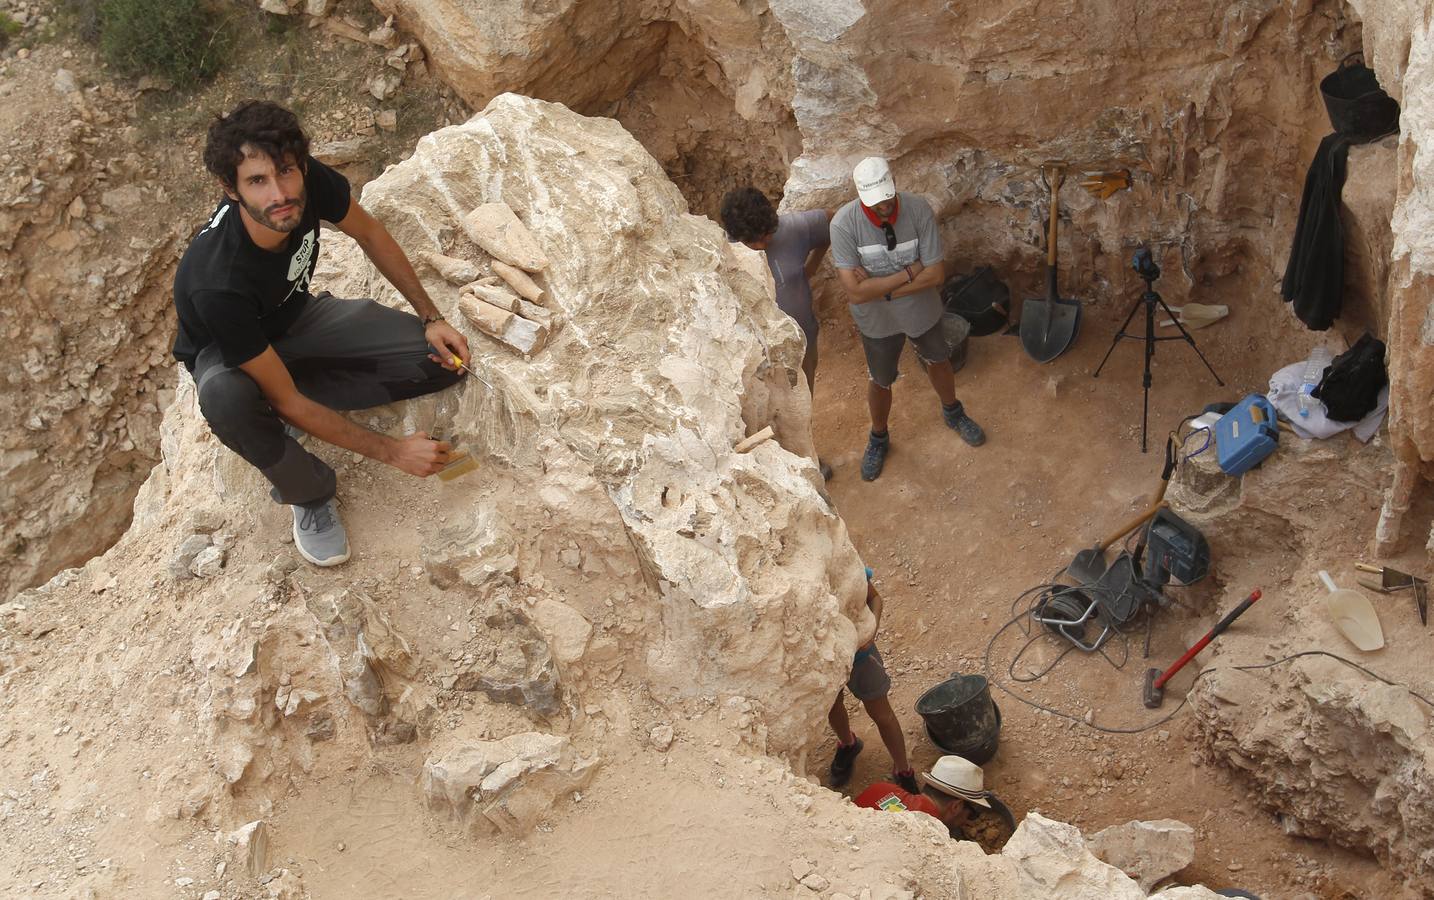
720, 187, 779, 243
203, 100, 310, 191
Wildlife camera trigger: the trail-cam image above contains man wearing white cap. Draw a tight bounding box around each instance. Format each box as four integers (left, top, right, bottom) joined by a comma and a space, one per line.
854, 755, 992, 836
830, 157, 986, 481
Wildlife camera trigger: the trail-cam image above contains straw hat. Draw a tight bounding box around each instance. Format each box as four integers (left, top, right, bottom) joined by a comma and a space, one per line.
922, 756, 992, 808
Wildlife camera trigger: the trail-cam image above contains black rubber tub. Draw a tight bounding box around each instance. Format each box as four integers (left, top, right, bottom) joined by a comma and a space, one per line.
916, 673, 1002, 765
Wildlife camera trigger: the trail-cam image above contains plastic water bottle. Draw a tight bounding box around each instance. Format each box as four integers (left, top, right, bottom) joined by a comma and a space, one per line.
1297, 347, 1333, 417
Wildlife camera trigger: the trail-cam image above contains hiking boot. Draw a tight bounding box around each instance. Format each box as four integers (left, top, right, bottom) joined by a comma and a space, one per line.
860, 432, 890, 482
292, 498, 350, 567
829, 736, 864, 788
893, 770, 920, 794
942, 401, 986, 447
819, 459, 834, 481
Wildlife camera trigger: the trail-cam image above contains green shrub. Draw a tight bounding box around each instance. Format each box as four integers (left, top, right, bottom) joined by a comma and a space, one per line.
96, 0, 229, 85
0, 13, 22, 50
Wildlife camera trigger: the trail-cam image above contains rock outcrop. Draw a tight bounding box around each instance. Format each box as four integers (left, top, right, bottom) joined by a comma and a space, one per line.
0, 69, 183, 601
1171, 431, 1434, 896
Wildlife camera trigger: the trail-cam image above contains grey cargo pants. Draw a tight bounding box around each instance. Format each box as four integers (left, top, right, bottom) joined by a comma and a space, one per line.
192, 293, 462, 507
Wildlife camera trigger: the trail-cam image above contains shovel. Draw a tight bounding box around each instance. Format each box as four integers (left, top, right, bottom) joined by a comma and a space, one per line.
1020, 162, 1082, 363
1067, 435, 1176, 583
1318, 570, 1384, 651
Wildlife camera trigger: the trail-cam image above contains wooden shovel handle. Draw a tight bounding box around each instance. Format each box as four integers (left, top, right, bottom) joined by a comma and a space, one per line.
1043, 163, 1066, 268
1095, 494, 1168, 553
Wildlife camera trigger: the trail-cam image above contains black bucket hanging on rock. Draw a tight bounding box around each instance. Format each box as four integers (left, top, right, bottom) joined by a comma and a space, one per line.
915, 673, 1002, 764
1320, 52, 1400, 141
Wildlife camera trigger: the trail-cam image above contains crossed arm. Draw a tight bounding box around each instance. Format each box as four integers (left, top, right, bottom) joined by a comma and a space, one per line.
836, 258, 945, 304
234, 198, 471, 477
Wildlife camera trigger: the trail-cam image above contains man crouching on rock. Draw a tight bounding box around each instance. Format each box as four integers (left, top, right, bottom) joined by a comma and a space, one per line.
171, 100, 469, 567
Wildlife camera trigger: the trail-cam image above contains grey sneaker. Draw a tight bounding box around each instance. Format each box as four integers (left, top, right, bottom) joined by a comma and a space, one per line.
291, 499, 350, 567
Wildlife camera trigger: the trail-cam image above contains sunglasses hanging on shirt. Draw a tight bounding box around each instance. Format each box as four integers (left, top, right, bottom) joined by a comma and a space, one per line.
882, 222, 896, 251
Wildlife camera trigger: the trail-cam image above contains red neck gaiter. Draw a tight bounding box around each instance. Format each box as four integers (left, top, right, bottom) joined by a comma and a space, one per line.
860, 195, 900, 227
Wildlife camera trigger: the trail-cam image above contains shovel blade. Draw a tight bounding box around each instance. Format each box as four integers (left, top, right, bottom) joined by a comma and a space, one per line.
1020, 298, 1081, 363
1067, 546, 1107, 584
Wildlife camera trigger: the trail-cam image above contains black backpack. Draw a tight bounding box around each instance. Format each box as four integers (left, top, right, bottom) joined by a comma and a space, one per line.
1313, 332, 1387, 422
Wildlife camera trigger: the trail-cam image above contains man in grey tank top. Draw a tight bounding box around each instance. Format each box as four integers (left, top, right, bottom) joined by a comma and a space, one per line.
722, 187, 835, 480
830, 157, 986, 481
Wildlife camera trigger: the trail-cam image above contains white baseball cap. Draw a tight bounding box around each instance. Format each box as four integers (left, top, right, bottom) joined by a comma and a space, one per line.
853, 157, 897, 207
922, 756, 992, 808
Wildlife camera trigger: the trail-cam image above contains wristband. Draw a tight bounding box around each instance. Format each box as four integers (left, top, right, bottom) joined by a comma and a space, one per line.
884, 293, 893, 302
904, 265, 913, 283
422, 313, 445, 326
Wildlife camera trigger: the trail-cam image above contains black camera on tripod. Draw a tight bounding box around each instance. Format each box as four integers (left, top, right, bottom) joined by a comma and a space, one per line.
1132, 247, 1160, 282
1095, 242, 1223, 451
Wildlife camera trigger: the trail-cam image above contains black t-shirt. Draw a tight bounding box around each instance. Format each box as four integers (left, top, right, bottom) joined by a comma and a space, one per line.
171, 157, 352, 370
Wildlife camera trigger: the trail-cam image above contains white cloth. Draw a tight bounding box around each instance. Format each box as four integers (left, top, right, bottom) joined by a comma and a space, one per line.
1268, 360, 1388, 442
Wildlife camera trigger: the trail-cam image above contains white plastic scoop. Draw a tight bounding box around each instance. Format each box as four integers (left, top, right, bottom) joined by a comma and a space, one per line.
1318, 570, 1384, 651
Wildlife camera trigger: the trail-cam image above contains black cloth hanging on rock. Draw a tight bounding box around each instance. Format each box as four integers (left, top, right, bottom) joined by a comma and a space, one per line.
1281, 133, 1354, 331
1313, 331, 1388, 422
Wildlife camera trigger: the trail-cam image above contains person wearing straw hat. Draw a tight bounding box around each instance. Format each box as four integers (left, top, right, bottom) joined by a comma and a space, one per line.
854, 755, 993, 837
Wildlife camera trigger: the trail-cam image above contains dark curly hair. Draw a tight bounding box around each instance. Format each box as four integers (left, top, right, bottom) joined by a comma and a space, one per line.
203, 100, 310, 190
720, 187, 779, 243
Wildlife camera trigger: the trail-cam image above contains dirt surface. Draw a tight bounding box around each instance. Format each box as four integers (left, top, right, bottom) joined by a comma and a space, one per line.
808, 288, 1413, 898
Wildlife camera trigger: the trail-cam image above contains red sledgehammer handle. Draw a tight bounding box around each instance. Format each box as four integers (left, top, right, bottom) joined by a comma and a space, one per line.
1154, 589, 1262, 691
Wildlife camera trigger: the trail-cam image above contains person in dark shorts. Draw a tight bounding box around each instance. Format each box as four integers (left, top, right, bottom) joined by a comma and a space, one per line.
172, 100, 470, 567
829, 157, 986, 481
828, 568, 919, 792
720, 187, 834, 480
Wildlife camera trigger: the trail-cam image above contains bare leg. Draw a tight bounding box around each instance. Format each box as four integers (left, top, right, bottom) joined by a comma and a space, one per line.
925, 357, 957, 406
867, 382, 893, 433
862, 694, 910, 773
828, 690, 855, 745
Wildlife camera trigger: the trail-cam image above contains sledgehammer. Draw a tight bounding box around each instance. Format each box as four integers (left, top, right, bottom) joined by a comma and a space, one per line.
1143, 589, 1262, 709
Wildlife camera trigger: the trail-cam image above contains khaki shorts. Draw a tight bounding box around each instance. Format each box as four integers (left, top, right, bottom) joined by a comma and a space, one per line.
847, 644, 892, 702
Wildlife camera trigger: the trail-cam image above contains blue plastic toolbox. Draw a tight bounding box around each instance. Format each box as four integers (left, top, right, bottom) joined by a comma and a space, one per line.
1215, 394, 1279, 476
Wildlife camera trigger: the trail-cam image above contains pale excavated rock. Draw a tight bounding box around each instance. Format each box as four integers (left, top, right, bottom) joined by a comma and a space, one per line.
491, 260, 545, 304
1086, 818, 1196, 892
312, 92, 844, 753
189, 545, 226, 578
1000, 814, 1157, 900
228, 821, 269, 877
461, 202, 549, 272
418, 250, 483, 285
457, 293, 548, 355
421, 732, 596, 835
169, 533, 212, 580
649, 724, 675, 751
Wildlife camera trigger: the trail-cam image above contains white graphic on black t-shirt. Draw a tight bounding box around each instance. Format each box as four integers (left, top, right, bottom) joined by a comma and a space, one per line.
284, 230, 317, 298
199, 204, 230, 236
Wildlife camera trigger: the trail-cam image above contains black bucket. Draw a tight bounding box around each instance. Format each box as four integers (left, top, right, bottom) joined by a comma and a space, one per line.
915, 674, 1002, 765
1320, 52, 1400, 141
942, 267, 1010, 337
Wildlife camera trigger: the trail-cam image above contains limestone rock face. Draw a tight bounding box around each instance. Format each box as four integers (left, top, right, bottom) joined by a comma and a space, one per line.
1086, 818, 1197, 893
0, 82, 181, 601
1171, 434, 1434, 895
316, 92, 855, 754
1345, 1, 1434, 487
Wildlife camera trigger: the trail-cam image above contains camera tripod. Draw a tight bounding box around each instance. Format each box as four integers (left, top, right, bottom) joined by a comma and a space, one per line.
1093, 250, 1223, 452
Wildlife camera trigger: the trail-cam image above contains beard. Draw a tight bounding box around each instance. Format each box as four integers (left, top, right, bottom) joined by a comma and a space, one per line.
240, 186, 307, 234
